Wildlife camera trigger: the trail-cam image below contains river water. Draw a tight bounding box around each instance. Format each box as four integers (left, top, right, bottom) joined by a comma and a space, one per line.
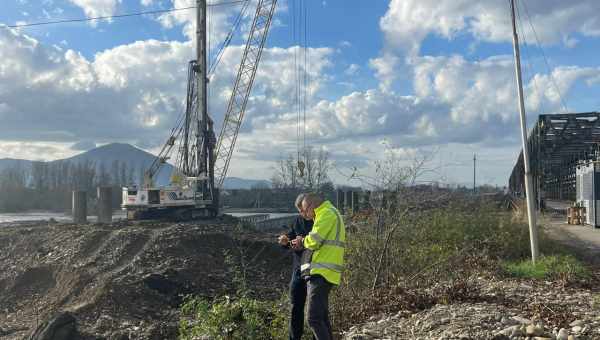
0, 211, 296, 224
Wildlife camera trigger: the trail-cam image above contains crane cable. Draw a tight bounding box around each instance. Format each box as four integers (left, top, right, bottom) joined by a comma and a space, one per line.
293, 0, 310, 178
303, 0, 309, 169
208, 0, 251, 77
292, 0, 304, 177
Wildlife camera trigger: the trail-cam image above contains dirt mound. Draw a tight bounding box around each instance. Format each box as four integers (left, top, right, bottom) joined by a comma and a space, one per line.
0, 218, 291, 339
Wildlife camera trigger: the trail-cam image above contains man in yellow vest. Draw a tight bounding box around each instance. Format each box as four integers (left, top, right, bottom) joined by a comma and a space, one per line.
291, 192, 345, 340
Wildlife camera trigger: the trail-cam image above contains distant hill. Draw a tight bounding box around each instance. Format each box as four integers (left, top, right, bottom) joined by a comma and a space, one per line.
61, 143, 173, 186
0, 143, 270, 189
0, 158, 32, 173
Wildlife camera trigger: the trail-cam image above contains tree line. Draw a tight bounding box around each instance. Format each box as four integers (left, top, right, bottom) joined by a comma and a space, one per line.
0, 160, 141, 213
0, 146, 336, 213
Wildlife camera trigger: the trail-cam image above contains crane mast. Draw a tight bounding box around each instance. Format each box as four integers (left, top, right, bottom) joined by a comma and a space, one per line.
195, 0, 215, 202
122, 0, 277, 219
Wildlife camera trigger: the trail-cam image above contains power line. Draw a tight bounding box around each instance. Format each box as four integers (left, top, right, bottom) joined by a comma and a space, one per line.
7, 1, 247, 28
515, 4, 548, 118
520, 0, 569, 113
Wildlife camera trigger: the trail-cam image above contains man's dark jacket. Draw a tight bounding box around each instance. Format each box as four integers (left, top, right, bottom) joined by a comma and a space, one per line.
285, 216, 314, 270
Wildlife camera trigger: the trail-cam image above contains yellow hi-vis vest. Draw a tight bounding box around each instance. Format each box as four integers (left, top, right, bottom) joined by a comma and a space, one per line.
301, 200, 345, 285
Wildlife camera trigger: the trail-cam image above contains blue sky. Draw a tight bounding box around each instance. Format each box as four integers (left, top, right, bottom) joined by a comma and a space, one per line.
1, 0, 600, 187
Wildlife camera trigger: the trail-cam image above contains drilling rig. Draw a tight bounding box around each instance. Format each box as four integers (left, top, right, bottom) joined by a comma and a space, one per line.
122, 0, 277, 220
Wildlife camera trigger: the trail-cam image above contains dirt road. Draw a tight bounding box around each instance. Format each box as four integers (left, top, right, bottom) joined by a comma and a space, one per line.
542, 212, 600, 263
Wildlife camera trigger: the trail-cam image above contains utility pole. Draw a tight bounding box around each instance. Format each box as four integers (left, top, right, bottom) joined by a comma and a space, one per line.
510, 0, 539, 263
473, 154, 476, 194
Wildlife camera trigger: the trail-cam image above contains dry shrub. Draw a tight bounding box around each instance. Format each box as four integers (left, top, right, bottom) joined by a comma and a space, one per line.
330, 193, 542, 334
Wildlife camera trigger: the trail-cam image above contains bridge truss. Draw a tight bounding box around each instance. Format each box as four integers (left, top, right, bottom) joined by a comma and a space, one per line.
509, 112, 600, 203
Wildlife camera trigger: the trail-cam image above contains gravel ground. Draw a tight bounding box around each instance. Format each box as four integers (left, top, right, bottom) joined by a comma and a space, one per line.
343, 276, 600, 340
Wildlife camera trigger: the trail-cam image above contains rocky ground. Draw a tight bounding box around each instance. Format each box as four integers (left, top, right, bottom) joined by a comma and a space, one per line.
343, 273, 600, 340
4, 211, 600, 340
0, 217, 291, 339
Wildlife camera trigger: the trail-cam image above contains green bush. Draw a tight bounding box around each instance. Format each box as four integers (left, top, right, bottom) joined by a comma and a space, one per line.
503, 255, 590, 282
179, 295, 289, 340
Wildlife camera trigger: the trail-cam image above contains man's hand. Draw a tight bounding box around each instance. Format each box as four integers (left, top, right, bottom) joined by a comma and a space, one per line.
291, 236, 304, 250
278, 234, 289, 246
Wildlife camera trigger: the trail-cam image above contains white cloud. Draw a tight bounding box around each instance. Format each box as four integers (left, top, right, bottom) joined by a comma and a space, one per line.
0, 26, 334, 162
68, 0, 121, 20
369, 53, 400, 93
344, 63, 359, 76
372, 0, 600, 91
157, 0, 246, 45
380, 0, 600, 56
0, 27, 193, 147
230, 55, 600, 175
3, 0, 600, 185
0, 141, 78, 161
140, 0, 153, 6
3, 25, 596, 170
339, 40, 351, 48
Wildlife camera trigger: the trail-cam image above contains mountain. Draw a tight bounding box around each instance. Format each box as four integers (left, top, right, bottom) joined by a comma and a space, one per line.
62, 143, 174, 186
0, 143, 270, 189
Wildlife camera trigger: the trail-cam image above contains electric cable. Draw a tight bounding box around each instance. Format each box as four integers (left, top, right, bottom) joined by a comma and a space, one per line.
520, 0, 569, 113
7, 1, 247, 28
515, 3, 547, 117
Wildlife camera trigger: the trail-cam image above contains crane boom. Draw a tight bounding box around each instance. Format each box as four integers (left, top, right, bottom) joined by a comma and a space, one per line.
214, 0, 278, 188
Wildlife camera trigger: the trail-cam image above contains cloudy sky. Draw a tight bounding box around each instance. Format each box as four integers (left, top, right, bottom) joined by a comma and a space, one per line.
1, 0, 600, 187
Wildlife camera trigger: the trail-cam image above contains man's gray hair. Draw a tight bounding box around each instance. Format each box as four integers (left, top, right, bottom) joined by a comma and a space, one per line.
294, 193, 306, 209
303, 192, 324, 207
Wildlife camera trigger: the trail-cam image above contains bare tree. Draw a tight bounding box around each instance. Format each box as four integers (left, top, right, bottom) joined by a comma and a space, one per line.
271, 154, 299, 189
271, 146, 332, 191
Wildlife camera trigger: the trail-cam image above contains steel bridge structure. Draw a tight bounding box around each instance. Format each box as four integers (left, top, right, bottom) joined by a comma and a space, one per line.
509, 112, 600, 203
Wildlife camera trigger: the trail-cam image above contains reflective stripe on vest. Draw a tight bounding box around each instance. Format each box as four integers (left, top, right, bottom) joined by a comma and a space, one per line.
308, 230, 346, 248
301, 262, 344, 273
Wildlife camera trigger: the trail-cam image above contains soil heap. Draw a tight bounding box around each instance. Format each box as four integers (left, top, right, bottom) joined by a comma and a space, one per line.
0, 217, 291, 339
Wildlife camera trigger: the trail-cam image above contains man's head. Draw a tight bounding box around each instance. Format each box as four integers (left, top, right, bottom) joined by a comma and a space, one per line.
294, 193, 307, 218
301, 192, 324, 220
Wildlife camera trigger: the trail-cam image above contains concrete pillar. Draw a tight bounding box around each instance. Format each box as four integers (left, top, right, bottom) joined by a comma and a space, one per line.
352, 191, 360, 212
72, 190, 87, 224
97, 187, 112, 224
344, 190, 352, 213
336, 189, 345, 212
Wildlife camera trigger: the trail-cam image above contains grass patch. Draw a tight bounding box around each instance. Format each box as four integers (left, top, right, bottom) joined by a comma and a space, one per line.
503, 255, 591, 282
179, 295, 289, 340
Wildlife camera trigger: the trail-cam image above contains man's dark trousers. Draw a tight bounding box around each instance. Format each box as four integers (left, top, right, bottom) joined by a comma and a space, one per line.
286, 216, 314, 340
289, 269, 312, 340
306, 275, 333, 340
